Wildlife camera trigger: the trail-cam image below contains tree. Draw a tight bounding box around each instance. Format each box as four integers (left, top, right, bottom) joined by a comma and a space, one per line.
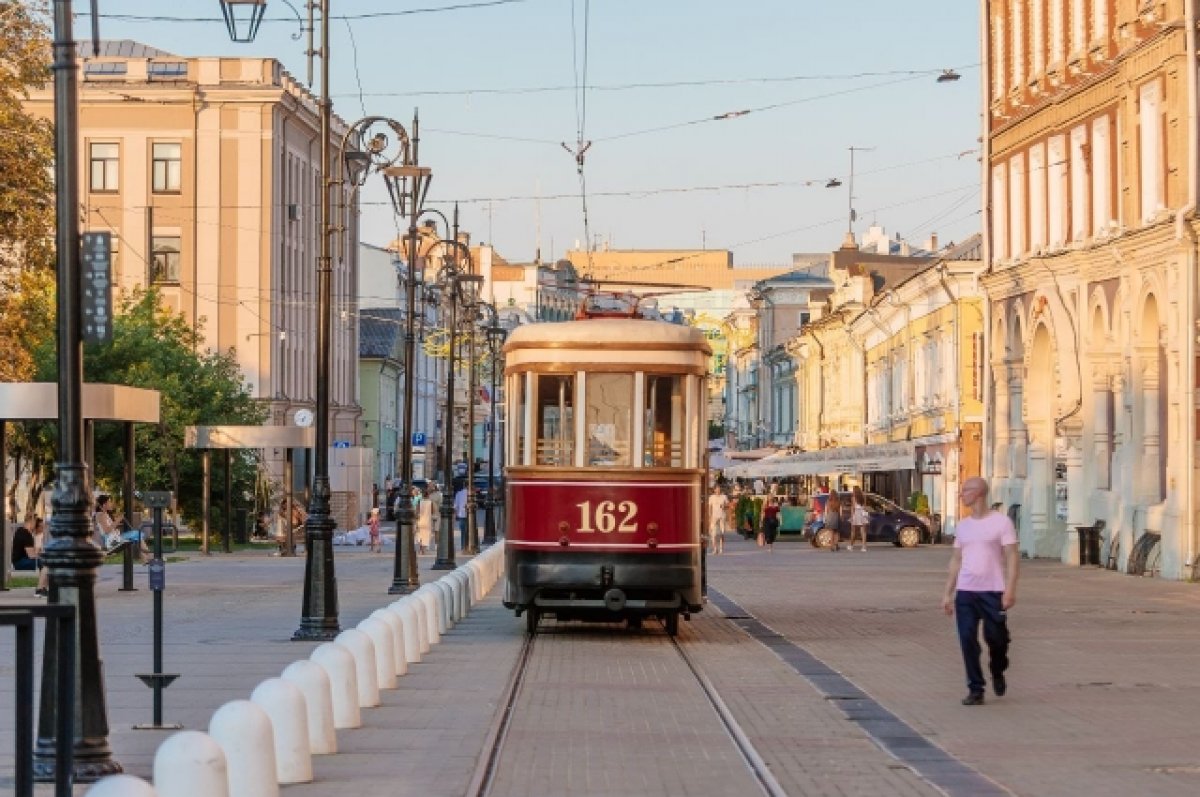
28, 288, 268, 529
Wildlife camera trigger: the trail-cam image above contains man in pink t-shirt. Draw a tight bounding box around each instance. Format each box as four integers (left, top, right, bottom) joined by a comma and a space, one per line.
941, 477, 1019, 706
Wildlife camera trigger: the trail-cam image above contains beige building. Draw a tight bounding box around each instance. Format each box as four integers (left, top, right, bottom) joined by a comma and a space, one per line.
26, 41, 364, 522
983, 1, 1198, 577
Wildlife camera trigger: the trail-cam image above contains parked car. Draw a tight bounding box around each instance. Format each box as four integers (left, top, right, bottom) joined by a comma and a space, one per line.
472, 474, 501, 503
809, 491, 931, 548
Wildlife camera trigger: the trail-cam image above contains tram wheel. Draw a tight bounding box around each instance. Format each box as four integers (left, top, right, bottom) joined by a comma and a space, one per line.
664, 612, 679, 637
525, 607, 540, 635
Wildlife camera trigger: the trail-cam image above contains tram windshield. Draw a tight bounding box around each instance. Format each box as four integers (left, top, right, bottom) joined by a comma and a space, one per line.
585, 373, 633, 467
535, 375, 575, 466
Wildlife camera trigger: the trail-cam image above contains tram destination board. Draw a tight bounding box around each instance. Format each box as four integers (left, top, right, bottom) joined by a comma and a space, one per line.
82, 231, 113, 344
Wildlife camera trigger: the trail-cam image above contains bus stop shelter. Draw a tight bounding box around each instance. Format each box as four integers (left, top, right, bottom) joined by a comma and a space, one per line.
0, 382, 161, 590
184, 425, 315, 555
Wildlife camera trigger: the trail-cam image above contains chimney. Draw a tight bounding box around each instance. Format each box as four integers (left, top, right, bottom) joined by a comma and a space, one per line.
929, 232, 939, 251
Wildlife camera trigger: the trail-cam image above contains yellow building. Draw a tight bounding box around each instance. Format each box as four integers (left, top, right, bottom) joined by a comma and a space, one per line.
983, 1, 1198, 576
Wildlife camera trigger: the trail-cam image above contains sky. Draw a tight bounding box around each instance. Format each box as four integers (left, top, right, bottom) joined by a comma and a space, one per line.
89, 0, 982, 266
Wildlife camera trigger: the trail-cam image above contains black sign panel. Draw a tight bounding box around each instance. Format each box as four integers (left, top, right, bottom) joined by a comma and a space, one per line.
81, 231, 113, 344
148, 559, 165, 591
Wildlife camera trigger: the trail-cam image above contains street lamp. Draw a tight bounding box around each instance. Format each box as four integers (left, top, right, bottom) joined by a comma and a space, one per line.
218, 0, 267, 42
478, 302, 507, 546
35, 0, 123, 783
428, 230, 482, 570
385, 176, 441, 596
462, 298, 480, 554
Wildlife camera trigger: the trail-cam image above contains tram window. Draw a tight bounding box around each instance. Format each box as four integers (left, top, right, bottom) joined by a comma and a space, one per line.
513, 373, 528, 466
535, 374, 575, 466
585, 372, 633, 467
644, 374, 684, 467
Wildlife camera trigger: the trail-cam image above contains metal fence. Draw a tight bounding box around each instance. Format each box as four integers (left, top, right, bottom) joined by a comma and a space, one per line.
0, 603, 76, 797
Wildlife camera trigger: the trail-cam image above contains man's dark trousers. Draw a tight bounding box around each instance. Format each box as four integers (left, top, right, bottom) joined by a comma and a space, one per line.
954, 590, 1010, 694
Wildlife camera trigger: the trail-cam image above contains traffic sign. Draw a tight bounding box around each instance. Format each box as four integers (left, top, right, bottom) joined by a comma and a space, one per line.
332, 440, 351, 449
412, 432, 427, 446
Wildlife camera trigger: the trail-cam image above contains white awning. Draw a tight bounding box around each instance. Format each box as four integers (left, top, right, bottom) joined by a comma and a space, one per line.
729, 441, 916, 479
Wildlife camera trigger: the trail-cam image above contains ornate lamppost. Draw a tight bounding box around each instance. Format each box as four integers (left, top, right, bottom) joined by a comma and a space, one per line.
462, 298, 480, 554
429, 229, 481, 570
35, 0, 122, 782
479, 302, 507, 546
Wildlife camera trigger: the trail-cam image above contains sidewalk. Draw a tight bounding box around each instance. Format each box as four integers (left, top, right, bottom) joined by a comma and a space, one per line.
4, 535, 1200, 796
705, 534, 1200, 797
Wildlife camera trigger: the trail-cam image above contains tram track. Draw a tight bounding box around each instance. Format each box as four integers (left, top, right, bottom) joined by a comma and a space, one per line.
468, 620, 787, 797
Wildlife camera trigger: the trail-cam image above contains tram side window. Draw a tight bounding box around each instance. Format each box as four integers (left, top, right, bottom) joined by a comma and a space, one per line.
535, 374, 575, 466
645, 374, 684, 467
586, 372, 633, 467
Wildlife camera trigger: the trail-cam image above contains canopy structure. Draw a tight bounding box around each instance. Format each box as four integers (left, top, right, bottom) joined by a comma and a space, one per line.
184, 425, 315, 556
726, 440, 918, 480
1, 383, 162, 590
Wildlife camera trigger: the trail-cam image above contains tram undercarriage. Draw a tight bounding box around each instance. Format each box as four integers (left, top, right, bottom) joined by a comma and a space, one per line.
504, 549, 703, 635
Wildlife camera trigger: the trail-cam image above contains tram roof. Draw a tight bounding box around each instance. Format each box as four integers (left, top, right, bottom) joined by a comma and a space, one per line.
504, 318, 712, 355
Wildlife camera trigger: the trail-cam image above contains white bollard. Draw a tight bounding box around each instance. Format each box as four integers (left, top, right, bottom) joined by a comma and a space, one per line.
429, 582, 450, 633
88, 775, 157, 797
370, 608, 408, 676
209, 700, 279, 797
415, 587, 442, 643
153, 730, 228, 797
389, 599, 424, 661
461, 562, 478, 604
310, 642, 361, 729
357, 617, 397, 690
449, 570, 471, 618
281, 659, 337, 755
250, 678, 313, 784
434, 579, 457, 625
335, 628, 380, 708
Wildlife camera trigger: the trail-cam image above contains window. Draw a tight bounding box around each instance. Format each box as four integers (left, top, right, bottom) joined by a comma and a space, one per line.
535, 374, 574, 466
644, 375, 684, 467
89, 143, 119, 192
585, 373, 632, 467
152, 142, 182, 193
151, 235, 181, 283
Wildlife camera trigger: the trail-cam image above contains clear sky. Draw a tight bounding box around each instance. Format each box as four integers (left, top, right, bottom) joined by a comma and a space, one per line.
91, 0, 981, 266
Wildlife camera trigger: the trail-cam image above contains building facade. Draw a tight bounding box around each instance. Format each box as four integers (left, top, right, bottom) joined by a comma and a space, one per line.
983, 0, 1198, 577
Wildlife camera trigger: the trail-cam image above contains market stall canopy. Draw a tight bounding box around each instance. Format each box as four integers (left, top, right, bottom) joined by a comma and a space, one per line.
731, 441, 917, 479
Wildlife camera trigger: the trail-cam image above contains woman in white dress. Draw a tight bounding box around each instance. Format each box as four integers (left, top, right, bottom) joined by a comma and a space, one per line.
415, 487, 435, 553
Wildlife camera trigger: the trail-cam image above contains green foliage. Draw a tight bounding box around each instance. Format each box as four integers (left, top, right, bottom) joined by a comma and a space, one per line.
30, 288, 267, 526
908, 491, 931, 515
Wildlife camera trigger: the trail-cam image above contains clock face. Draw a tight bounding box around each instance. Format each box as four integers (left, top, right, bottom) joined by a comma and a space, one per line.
294, 409, 314, 428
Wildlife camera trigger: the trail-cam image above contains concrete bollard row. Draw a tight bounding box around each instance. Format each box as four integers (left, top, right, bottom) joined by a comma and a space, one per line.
105, 543, 507, 797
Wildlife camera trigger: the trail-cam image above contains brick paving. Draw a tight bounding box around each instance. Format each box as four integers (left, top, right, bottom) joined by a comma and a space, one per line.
2, 531, 1200, 795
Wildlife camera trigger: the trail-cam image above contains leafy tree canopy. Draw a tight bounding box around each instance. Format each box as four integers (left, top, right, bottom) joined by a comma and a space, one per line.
27, 289, 268, 528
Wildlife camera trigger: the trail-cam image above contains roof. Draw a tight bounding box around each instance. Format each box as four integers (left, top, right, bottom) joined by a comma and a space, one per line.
81, 40, 178, 59
359, 308, 404, 359
504, 318, 711, 353
941, 233, 983, 261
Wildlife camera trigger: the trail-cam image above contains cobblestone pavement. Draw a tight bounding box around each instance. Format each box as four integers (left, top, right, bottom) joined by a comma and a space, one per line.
3, 531, 1200, 796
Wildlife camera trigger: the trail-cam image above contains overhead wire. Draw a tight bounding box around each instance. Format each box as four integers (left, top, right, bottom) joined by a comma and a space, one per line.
91, 0, 530, 24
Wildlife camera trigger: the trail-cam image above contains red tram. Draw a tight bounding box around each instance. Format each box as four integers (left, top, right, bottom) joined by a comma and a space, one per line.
502, 301, 712, 635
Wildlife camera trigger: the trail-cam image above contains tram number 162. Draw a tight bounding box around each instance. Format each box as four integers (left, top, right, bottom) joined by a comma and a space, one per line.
575, 500, 638, 533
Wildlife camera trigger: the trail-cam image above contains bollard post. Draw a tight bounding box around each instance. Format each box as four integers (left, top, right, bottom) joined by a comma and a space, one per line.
135, 493, 180, 729
153, 730, 229, 797
310, 643, 361, 729
118, 541, 136, 592
388, 600, 423, 662
356, 617, 397, 690
369, 609, 408, 676
208, 701, 278, 797
280, 660, 337, 754
249, 678, 313, 784
334, 629, 380, 708
86, 774, 157, 796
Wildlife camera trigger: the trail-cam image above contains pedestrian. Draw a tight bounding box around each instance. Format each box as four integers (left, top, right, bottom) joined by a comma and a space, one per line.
848, 486, 869, 552
706, 486, 729, 555
11, 523, 37, 571
454, 482, 469, 549
367, 507, 382, 553
823, 490, 843, 551
761, 496, 781, 552
753, 476, 765, 496
32, 517, 49, 595
941, 476, 1019, 706
416, 487, 435, 554
92, 495, 117, 549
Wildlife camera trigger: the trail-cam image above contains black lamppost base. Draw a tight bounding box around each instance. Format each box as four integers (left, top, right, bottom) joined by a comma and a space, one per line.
388, 578, 420, 594
34, 746, 122, 784
431, 558, 456, 571
292, 623, 340, 642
